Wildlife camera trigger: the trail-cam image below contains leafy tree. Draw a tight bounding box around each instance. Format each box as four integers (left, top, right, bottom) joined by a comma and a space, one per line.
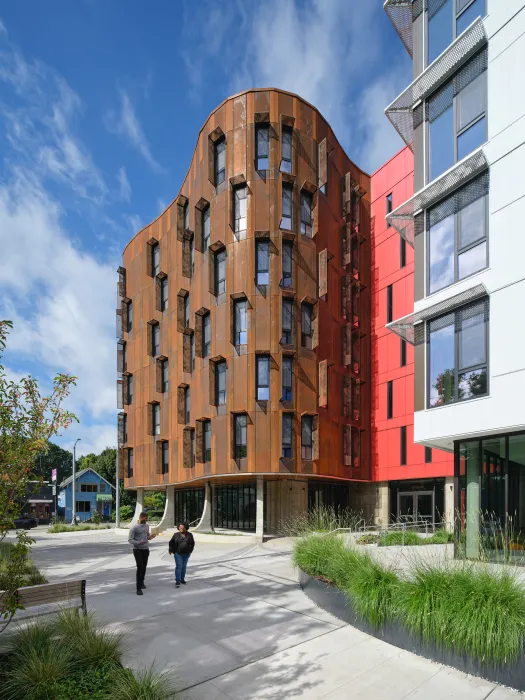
33, 441, 73, 482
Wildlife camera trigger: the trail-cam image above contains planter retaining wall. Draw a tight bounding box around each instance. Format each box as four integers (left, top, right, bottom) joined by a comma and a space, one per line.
299, 569, 525, 692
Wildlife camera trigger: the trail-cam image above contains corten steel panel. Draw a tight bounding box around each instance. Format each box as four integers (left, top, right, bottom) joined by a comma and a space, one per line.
120, 89, 372, 489
370, 146, 453, 485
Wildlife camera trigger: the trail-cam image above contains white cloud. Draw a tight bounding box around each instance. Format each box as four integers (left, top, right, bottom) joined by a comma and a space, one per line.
57, 422, 117, 457
116, 165, 131, 201
105, 89, 164, 173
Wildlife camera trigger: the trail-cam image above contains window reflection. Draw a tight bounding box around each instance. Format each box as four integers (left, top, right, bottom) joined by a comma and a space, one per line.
429, 215, 454, 294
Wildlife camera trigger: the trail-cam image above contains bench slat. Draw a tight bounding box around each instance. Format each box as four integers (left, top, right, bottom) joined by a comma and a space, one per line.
0, 580, 85, 610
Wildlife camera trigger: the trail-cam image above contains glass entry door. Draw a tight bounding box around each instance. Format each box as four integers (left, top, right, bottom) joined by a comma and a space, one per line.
397, 491, 434, 523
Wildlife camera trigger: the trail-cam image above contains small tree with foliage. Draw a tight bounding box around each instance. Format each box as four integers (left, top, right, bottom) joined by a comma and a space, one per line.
0, 320, 77, 630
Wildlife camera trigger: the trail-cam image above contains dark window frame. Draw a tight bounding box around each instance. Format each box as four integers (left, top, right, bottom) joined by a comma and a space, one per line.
280, 125, 293, 173
401, 338, 407, 367
204, 420, 212, 463
256, 355, 270, 401
256, 239, 270, 286
161, 358, 169, 393
153, 402, 161, 435
301, 414, 313, 460
203, 312, 211, 358
160, 277, 168, 312
425, 446, 433, 463
301, 302, 313, 348
386, 192, 393, 228
255, 123, 270, 171
214, 248, 226, 296
127, 448, 133, 478
184, 386, 190, 425
387, 285, 393, 324
233, 185, 247, 233
214, 137, 226, 186
282, 240, 293, 288
282, 298, 294, 345
281, 183, 293, 230
234, 413, 248, 459
152, 322, 160, 356
387, 380, 393, 420
282, 356, 293, 402
282, 412, 293, 459
300, 190, 313, 237
234, 299, 248, 346
162, 441, 169, 474
400, 236, 407, 268
152, 242, 160, 276
216, 360, 227, 406
202, 206, 211, 250
400, 425, 407, 466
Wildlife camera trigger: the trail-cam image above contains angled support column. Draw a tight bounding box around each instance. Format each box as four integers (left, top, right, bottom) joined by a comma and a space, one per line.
132, 488, 144, 525
255, 476, 264, 543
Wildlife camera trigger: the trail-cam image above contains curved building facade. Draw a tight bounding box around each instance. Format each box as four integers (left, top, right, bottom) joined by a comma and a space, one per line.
117, 88, 371, 535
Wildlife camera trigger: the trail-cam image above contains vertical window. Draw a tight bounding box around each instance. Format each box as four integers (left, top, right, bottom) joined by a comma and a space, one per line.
255, 124, 269, 170
190, 333, 195, 372
160, 277, 168, 311
215, 249, 226, 295
127, 448, 133, 478
387, 380, 393, 420
300, 191, 313, 237
234, 185, 247, 232
280, 125, 293, 173
400, 426, 407, 466
456, 0, 485, 36
190, 429, 196, 467
162, 442, 169, 474
386, 193, 393, 227
281, 184, 293, 230
152, 243, 160, 276
428, 0, 452, 65
184, 201, 190, 231
184, 295, 190, 328
216, 361, 226, 405
203, 206, 210, 250
203, 313, 211, 358
184, 387, 190, 424
400, 237, 406, 268
282, 240, 293, 288
282, 356, 293, 401
153, 403, 161, 435
386, 285, 393, 324
234, 414, 247, 458
256, 355, 270, 401
256, 240, 270, 285
214, 138, 225, 185
190, 237, 194, 277
234, 299, 247, 345
203, 421, 212, 462
425, 446, 433, 463
301, 415, 313, 460
400, 339, 407, 367
127, 301, 133, 332
128, 375, 133, 404
123, 413, 128, 442
152, 323, 160, 355
282, 413, 293, 458
301, 303, 313, 348
162, 359, 169, 393
282, 298, 293, 345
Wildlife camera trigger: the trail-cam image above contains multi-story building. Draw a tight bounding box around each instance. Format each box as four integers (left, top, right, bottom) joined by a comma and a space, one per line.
117, 89, 372, 539
384, 0, 525, 556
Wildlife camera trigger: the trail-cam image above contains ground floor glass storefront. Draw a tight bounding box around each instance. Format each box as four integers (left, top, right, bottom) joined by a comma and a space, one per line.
174, 488, 204, 528
308, 482, 349, 514
455, 431, 525, 562
389, 479, 445, 526
215, 483, 257, 532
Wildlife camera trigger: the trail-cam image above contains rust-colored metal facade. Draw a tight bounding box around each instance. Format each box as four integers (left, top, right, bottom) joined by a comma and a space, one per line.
117, 88, 371, 496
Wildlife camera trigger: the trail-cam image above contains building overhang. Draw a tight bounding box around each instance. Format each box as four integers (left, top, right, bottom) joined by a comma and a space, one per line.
386, 283, 488, 344
384, 17, 487, 149
383, 0, 421, 57
386, 148, 488, 247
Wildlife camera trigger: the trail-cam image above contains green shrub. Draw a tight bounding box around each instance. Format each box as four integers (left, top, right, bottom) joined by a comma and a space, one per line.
52, 661, 120, 700
48, 523, 111, 533
425, 529, 454, 545
0, 541, 47, 589
379, 530, 421, 547
2, 642, 75, 700
119, 505, 134, 521
110, 666, 178, 700
91, 510, 102, 525
54, 609, 123, 667
356, 533, 379, 545
344, 551, 398, 627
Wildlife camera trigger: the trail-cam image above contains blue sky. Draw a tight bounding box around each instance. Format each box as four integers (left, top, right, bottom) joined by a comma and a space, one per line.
0, 1, 410, 456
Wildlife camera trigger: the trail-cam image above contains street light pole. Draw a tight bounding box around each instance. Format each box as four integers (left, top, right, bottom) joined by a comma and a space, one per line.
115, 449, 120, 528
71, 438, 81, 525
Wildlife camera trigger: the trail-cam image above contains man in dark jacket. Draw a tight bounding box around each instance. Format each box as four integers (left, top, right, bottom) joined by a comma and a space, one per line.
128, 512, 156, 595
168, 522, 195, 588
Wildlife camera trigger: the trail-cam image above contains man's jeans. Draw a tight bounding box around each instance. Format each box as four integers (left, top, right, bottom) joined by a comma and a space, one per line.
174, 553, 190, 584
133, 549, 149, 590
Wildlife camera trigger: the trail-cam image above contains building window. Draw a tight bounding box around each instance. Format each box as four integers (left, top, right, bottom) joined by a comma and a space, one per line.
204, 421, 212, 462
184, 295, 190, 328
282, 356, 293, 401
255, 124, 269, 170
282, 413, 293, 458
427, 0, 486, 66
234, 299, 247, 345
387, 380, 393, 420
127, 300, 133, 332
400, 339, 407, 367
282, 298, 293, 345
386, 285, 393, 324
427, 173, 488, 295
400, 236, 406, 268
282, 240, 293, 288
300, 191, 313, 237
256, 240, 270, 285
428, 50, 487, 182
99, 483, 106, 493
428, 298, 488, 408
234, 414, 247, 459
123, 413, 128, 442
184, 201, 190, 231
400, 426, 407, 466
203, 313, 211, 357
160, 277, 168, 311
301, 302, 313, 349
281, 125, 293, 173
281, 184, 293, 230
216, 360, 226, 405
215, 137, 226, 185
76, 501, 92, 513
127, 375, 133, 404
161, 441, 169, 474
234, 185, 247, 232
190, 237, 194, 276
190, 429, 196, 467
153, 403, 161, 435
80, 483, 97, 493
256, 355, 270, 401
425, 446, 433, 463
152, 323, 160, 356
184, 387, 190, 424
127, 448, 133, 478
203, 206, 210, 250
162, 359, 169, 393
386, 192, 392, 227
301, 415, 313, 460
152, 242, 160, 276
190, 334, 195, 372
214, 248, 226, 295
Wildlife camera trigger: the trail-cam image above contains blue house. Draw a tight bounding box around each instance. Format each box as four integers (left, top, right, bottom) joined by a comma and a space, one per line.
59, 468, 114, 522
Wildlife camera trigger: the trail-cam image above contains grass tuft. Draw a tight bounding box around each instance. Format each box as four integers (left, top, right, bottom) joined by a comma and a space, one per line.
280, 505, 365, 537
110, 665, 178, 700
379, 530, 422, 547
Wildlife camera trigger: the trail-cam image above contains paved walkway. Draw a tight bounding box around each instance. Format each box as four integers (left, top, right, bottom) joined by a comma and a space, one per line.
19, 529, 525, 699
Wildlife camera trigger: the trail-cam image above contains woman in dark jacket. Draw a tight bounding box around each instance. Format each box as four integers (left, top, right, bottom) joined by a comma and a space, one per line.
168, 522, 195, 588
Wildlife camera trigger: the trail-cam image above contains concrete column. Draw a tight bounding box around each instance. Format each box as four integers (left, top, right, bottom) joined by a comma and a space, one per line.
154, 486, 174, 533
255, 476, 264, 543
193, 482, 213, 532
444, 476, 454, 532
466, 442, 481, 559
375, 482, 390, 528
132, 488, 144, 525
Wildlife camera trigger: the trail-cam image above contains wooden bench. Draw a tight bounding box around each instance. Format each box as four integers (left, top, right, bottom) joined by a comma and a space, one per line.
1, 579, 87, 620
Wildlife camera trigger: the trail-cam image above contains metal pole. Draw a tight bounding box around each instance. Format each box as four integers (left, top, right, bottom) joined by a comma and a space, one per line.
71, 438, 81, 525
115, 449, 120, 528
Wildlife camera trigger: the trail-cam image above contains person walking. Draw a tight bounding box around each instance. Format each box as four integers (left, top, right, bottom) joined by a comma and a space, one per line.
128, 512, 156, 595
168, 522, 195, 588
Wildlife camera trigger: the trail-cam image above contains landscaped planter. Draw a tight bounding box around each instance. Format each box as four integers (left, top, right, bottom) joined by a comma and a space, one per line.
299, 569, 525, 691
